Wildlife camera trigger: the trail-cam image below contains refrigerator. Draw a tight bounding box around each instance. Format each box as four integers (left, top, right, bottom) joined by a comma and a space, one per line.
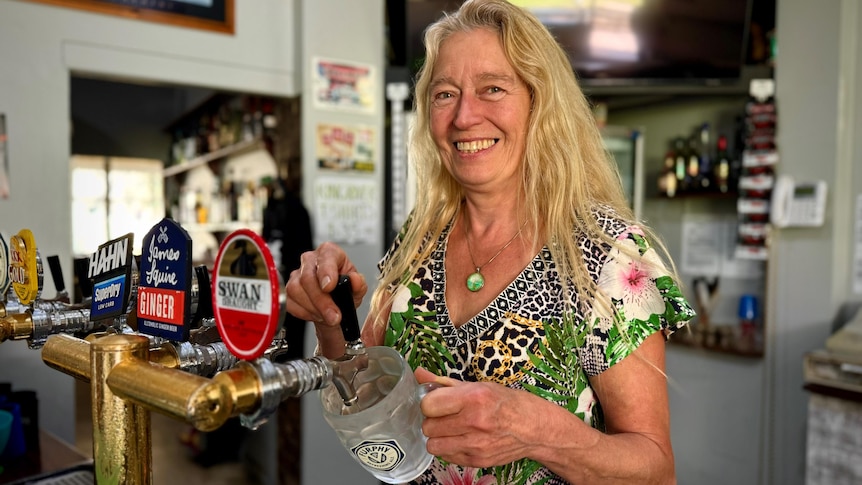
601, 125, 645, 220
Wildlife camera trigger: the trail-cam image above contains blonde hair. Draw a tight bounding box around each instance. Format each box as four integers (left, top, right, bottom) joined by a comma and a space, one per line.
370, 0, 675, 325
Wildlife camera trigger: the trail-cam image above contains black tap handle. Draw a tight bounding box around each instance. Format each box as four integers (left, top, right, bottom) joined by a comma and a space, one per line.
47, 255, 66, 293
73, 257, 93, 299
194, 265, 214, 320
331, 275, 360, 343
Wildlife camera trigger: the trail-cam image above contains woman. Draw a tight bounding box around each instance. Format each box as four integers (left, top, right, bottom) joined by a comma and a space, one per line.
286, 0, 695, 483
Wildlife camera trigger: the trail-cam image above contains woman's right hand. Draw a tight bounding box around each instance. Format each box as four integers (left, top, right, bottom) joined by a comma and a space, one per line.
284, 242, 367, 357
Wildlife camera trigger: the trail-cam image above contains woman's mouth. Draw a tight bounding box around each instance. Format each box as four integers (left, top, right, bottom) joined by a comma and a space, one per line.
455, 139, 497, 154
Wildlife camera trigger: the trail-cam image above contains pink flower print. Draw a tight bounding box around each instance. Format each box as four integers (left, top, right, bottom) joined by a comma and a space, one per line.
617, 225, 645, 239
598, 240, 665, 321
437, 465, 497, 485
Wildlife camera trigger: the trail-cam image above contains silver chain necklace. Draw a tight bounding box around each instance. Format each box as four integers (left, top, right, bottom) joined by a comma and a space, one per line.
463, 219, 527, 292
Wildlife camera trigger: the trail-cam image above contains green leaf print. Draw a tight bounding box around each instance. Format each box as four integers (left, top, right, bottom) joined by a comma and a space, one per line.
488, 313, 590, 485
631, 232, 650, 254
384, 282, 455, 373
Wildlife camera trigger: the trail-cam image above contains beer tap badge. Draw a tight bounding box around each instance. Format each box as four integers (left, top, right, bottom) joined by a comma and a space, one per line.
88, 233, 134, 321
136, 219, 192, 341
212, 229, 279, 360
9, 229, 40, 305
0, 233, 10, 298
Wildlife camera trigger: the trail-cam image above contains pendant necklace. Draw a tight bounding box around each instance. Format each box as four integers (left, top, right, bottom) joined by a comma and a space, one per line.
464, 219, 527, 292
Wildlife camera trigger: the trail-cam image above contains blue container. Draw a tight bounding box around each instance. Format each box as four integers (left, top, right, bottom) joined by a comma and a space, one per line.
738, 294, 759, 323
0, 400, 26, 461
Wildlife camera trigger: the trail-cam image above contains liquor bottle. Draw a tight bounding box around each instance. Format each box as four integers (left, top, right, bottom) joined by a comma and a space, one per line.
714, 135, 731, 193
658, 146, 677, 197
673, 137, 687, 192
686, 135, 700, 192
697, 123, 713, 191
241, 96, 255, 142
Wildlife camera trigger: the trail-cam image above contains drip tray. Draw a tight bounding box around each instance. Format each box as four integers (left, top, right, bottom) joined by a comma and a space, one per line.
6, 463, 94, 485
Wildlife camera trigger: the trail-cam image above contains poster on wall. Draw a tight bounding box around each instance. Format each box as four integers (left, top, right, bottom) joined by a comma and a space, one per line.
680, 215, 764, 279
312, 57, 375, 114
314, 176, 379, 245
316, 123, 376, 173
22, 0, 234, 34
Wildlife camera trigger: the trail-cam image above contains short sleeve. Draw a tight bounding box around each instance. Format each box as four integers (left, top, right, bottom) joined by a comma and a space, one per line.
579, 225, 696, 375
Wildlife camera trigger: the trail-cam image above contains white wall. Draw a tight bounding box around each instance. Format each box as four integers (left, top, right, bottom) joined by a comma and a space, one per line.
298, 0, 386, 483
767, 0, 858, 484
0, 0, 299, 444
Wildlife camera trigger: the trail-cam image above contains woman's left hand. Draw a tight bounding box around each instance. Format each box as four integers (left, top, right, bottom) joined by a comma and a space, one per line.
414, 367, 541, 469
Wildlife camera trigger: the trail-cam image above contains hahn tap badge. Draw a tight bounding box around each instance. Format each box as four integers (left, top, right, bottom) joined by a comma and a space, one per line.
0, 233, 10, 298
88, 233, 134, 321
137, 219, 192, 341
9, 229, 40, 305
212, 229, 279, 360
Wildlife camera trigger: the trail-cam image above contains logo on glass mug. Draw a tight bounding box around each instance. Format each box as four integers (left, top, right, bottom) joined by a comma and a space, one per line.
351, 439, 406, 472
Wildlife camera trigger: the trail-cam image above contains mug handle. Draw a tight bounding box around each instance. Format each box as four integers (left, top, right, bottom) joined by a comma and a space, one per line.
417, 381, 445, 401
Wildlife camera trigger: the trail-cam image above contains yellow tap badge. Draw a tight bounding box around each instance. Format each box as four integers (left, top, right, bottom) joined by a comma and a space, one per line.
10, 229, 39, 305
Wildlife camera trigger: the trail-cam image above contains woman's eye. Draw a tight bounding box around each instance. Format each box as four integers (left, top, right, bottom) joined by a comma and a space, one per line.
432, 91, 455, 105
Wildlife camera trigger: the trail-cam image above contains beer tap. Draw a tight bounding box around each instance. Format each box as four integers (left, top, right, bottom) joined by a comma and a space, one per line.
35, 230, 375, 482
328, 274, 368, 407
149, 265, 238, 377
46, 255, 71, 303
232, 275, 366, 429
0, 230, 94, 346
1, 306, 92, 348
1, 253, 81, 316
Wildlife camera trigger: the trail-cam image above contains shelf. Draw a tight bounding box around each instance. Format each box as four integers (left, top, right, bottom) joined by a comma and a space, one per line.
181, 221, 262, 234
653, 190, 739, 200
584, 65, 774, 108
163, 138, 264, 178
668, 325, 764, 358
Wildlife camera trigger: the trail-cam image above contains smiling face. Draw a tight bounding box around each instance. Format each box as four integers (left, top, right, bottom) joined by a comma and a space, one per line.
428, 28, 532, 196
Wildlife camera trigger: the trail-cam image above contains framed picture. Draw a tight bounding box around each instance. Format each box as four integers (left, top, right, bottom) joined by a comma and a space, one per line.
23, 0, 235, 34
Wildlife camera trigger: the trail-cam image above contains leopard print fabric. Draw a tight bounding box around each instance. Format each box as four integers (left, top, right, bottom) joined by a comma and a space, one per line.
379, 209, 695, 484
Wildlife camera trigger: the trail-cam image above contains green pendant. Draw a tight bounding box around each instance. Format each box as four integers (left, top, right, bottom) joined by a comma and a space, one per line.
466, 271, 485, 292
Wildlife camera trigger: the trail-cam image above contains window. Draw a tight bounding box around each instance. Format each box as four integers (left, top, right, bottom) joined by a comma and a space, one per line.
71, 156, 164, 256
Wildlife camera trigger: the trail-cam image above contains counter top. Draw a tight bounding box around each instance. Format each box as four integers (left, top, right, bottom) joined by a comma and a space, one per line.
0, 429, 92, 484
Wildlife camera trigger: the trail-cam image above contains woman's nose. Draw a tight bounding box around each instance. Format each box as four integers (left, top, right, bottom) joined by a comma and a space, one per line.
453, 95, 482, 128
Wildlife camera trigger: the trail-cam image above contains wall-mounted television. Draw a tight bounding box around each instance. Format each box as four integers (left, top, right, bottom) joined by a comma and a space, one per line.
403, 0, 772, 91
511, 0, 752, 88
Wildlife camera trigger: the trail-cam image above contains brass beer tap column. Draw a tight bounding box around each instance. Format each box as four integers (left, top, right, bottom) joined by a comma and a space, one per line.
90, 334, 152, 485
33, 227, 367, 484
40, 331, 341, 484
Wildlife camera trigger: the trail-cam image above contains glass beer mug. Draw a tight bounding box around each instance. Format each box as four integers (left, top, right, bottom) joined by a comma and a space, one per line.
319, 345, 439, 484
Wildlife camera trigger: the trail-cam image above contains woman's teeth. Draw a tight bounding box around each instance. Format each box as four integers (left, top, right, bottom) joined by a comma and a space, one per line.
455, 139, 496, 154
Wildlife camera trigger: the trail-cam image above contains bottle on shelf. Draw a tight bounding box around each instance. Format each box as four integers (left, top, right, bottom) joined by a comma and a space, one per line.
673, 137, 687, 193
195, 190, 208, 224
696, 123, 713, 191
658, 144, 677, 197
686, 135, 700, 192
714, 135, 731, 193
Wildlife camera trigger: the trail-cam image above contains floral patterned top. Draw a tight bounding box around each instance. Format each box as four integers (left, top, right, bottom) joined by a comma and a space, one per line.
380, 209, 695, 485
